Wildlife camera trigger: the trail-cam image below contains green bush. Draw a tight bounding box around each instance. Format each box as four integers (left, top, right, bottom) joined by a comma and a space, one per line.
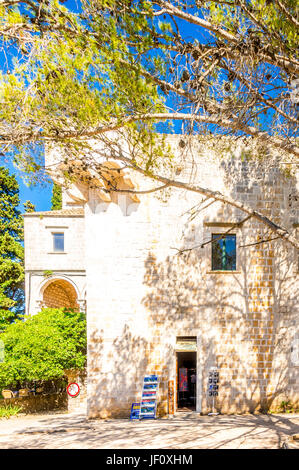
279, 400, 299, 413
0, 308, 86, 390
0, 404, 22, 419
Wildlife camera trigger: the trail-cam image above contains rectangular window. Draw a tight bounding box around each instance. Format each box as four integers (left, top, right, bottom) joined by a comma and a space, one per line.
53, 233, 64, 252
212, 234, 236, 271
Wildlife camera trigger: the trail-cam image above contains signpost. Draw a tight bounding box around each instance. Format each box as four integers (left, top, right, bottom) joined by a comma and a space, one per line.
139, 375, 159, 420
67, 382, 80, 398
207, 368, 219, 416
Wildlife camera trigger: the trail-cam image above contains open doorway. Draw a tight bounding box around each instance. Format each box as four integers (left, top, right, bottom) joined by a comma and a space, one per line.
176, 351, 196, 411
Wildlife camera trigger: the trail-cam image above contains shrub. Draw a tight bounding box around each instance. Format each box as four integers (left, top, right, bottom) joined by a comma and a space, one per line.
0, 403, 22, 419
0, 308, 86, 390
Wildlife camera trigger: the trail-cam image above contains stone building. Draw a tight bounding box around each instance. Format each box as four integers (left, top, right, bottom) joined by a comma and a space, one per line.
24, 136, 299, 417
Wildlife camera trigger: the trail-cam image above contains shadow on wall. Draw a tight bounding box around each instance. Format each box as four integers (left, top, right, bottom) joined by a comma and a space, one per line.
219, 151, 298, 226
141, 242, 298, 413
141, 154, 298, 414
87, 321, 177, 419
87, 326, 156, 419
222, 152, 299, 412
86, 154, 298, 418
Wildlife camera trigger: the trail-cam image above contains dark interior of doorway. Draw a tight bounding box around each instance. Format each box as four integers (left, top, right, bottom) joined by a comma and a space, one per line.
177, 351, 196, 411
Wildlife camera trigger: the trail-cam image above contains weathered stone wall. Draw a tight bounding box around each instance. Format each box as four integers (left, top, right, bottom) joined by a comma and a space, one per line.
25, 136, 299, 418
0, 393, 67, 413
65, 369, 87, 414
84, 138, 298, 418
24, 211, 85, 272
24, 211, 87, 415
24, 211, 86, 315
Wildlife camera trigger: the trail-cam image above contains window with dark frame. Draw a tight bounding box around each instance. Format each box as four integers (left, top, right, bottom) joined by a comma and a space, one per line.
53, 233, 64, 252
212, 234, 236, 271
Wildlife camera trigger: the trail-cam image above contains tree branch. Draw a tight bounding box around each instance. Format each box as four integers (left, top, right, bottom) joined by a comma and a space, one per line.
2, 112, 298, 157
106, 150, 299, 250
239, 236, 282, 248
171, 215, 252, 254
154, 0, 238, 42
154, 0, 299, 73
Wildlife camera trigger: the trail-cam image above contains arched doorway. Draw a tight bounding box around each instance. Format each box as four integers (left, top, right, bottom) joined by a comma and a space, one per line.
42, 279, 79, 310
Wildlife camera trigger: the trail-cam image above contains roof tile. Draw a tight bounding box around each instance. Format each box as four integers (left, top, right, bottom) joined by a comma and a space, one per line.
23, 208, 84, 217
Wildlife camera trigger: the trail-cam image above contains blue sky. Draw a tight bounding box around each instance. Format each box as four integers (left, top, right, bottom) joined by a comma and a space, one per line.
1, 1, 284, 212
0, 0, 209, 214
0, 0, 82, 212
0, 0, 186, 213
2, 160, 53, 213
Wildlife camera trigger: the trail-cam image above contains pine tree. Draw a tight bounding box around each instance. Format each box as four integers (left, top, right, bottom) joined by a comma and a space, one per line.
23, 200, 36, 213
51, 183, 62, 210
0, 167, 24, 330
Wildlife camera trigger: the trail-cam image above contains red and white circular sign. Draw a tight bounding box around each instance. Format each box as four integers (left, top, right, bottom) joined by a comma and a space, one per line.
67, 382, 80, 398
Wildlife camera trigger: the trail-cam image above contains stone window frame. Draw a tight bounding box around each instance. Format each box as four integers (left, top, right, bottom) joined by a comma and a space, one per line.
204, 222, 242, 275
45, 225, 68, 254
211, 232, 237, 271
52, 232, 65, 253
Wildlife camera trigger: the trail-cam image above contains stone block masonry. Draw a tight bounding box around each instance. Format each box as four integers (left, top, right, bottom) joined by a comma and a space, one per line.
25, 137, 299, 418
1, 393, 67, 413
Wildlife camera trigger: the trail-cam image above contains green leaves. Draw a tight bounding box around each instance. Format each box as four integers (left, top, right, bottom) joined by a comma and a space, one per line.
51, 183, 62, 210
0, 308, 86, 389
0, 0, 298, 181
0, 167, 24, 330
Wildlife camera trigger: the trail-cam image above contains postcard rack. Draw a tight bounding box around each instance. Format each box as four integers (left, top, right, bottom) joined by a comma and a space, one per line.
139, 375, 159, 420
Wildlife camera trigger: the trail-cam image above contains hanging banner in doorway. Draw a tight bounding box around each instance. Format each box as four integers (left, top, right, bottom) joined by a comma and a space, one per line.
179, 368, 188, 392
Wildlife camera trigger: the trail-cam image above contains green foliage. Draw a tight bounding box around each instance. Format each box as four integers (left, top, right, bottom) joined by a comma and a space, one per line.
23, 200, 36, 213
0, 0, 174, 179
43, 270, 53, 278
0, 167, 24, 331
279, 400, 299, 413
0, 0, 297, 183
0, 308, 86, 390
51, 183, 62, 210
0, 403, 22, 419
